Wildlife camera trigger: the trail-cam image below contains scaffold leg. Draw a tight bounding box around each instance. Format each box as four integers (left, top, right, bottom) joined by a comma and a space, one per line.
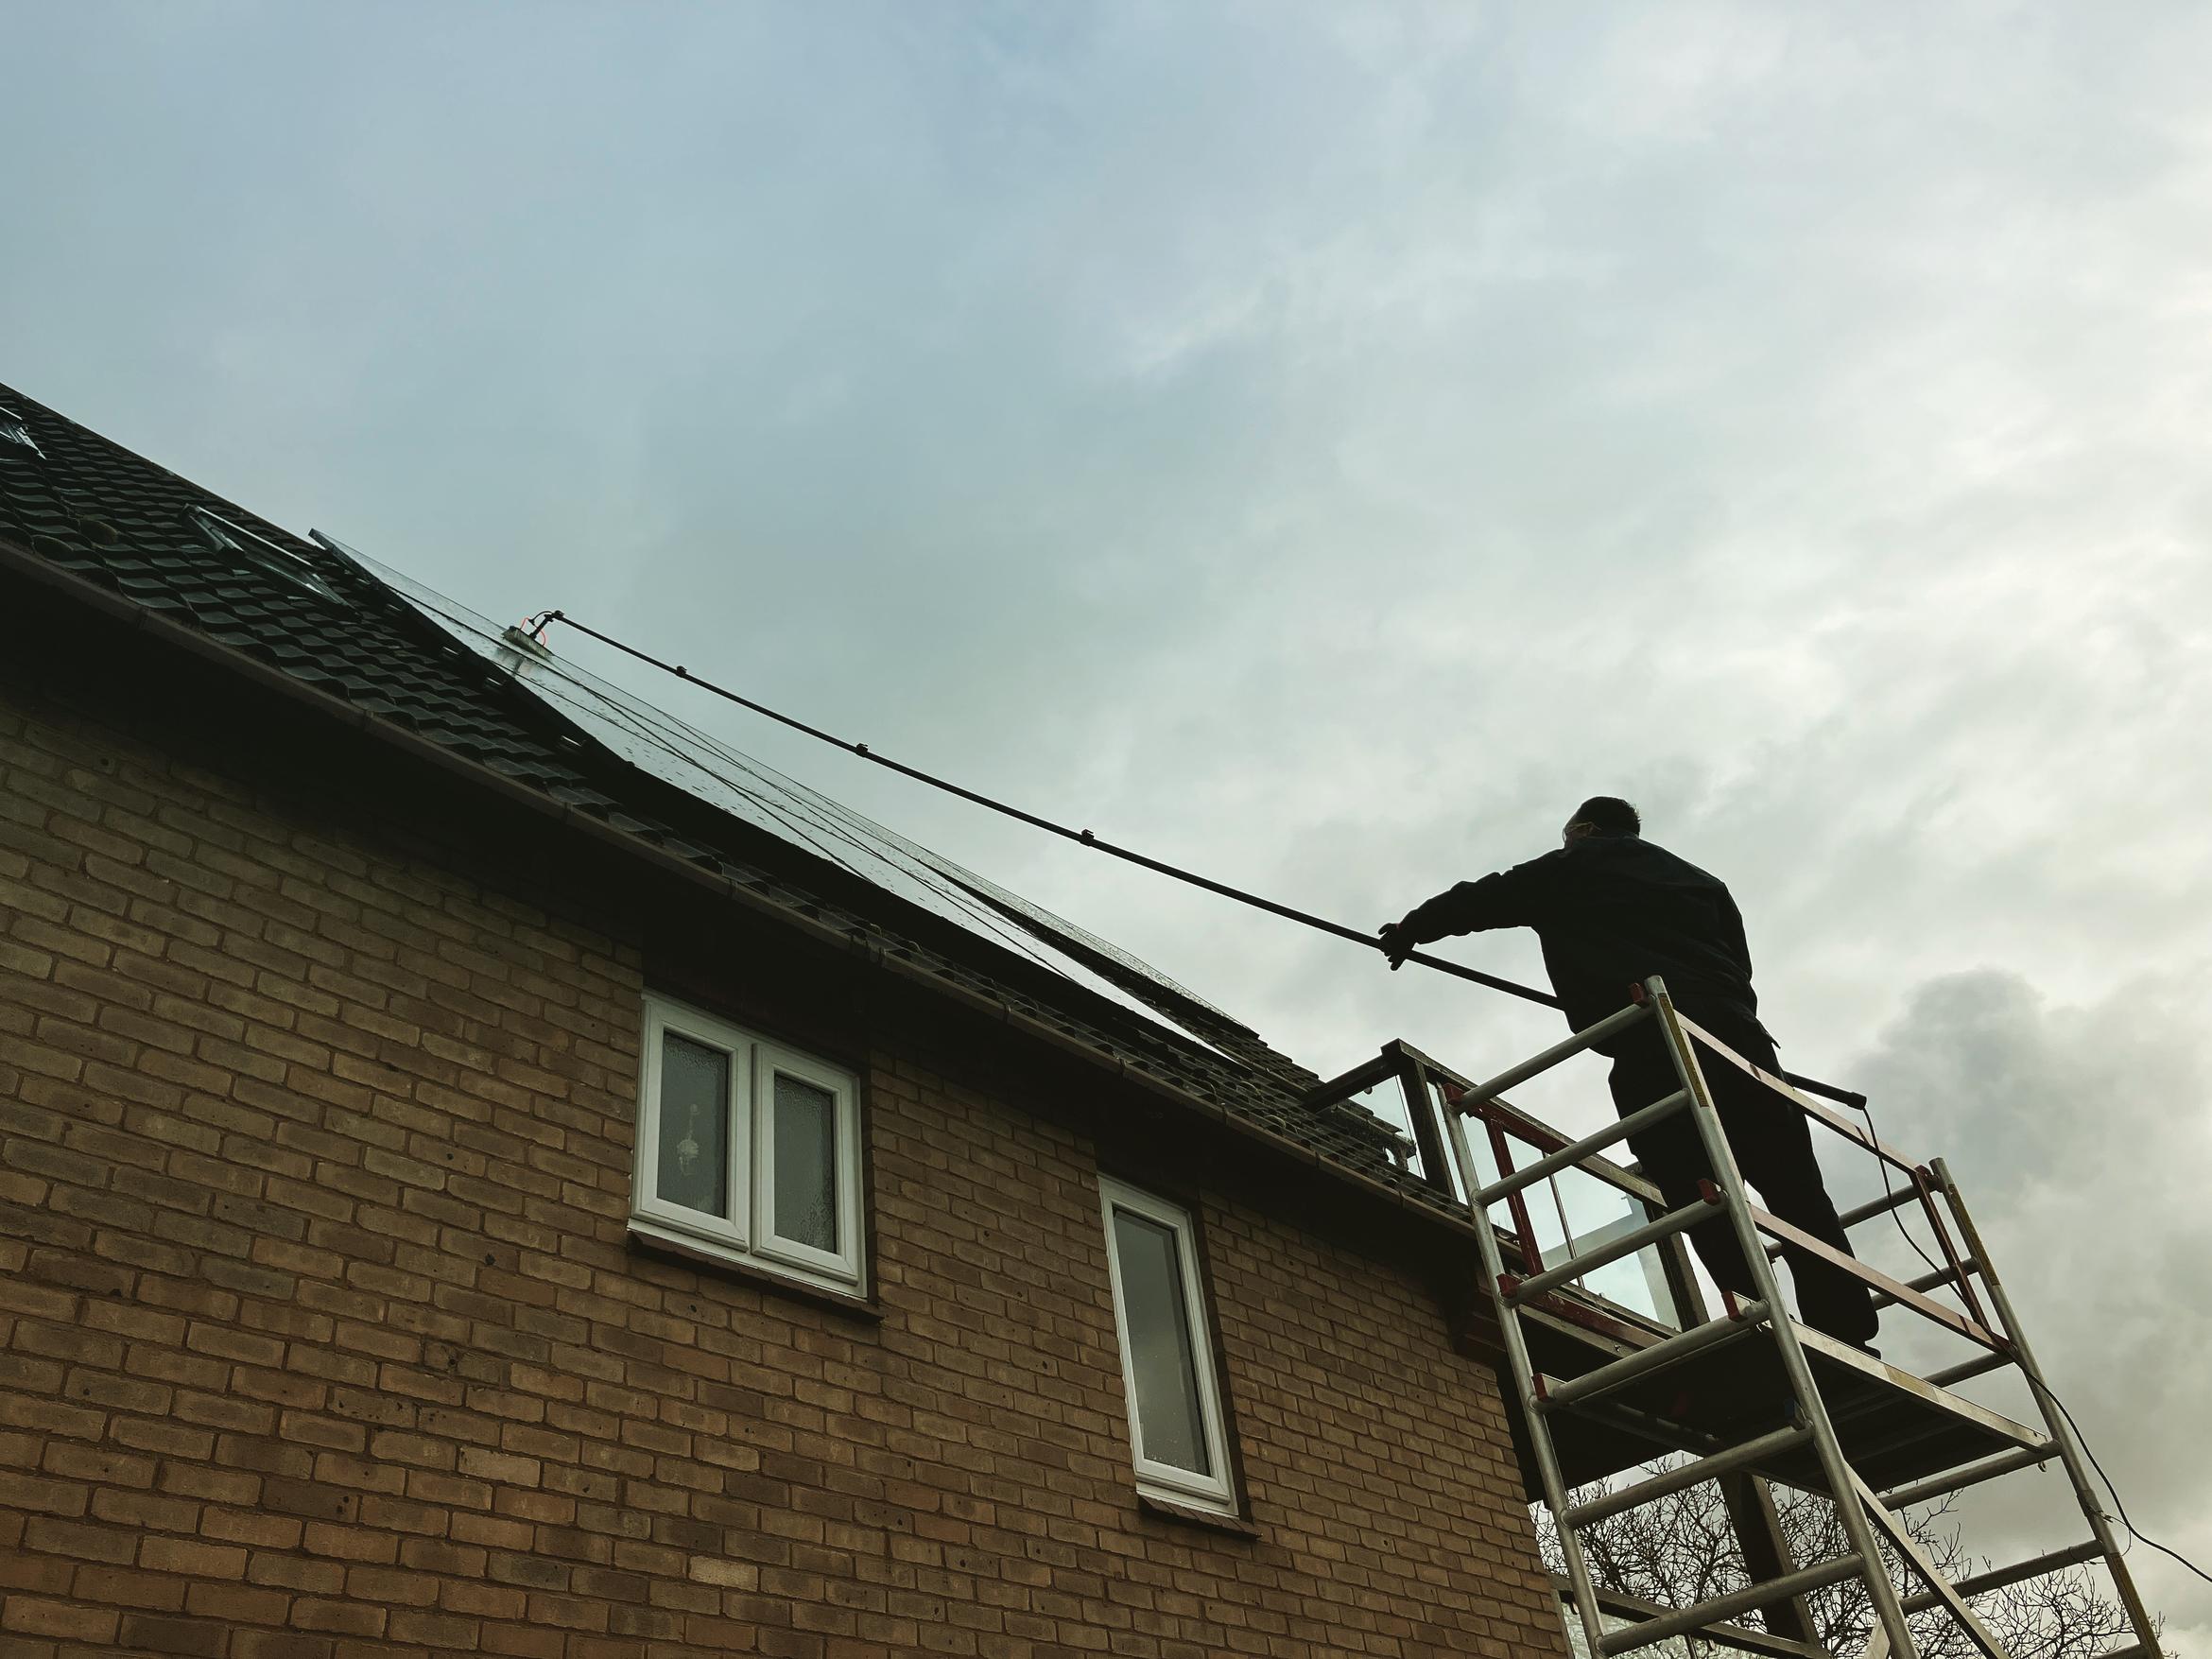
1929, 1160, 2166, 1655
1847, 1466, 2012, 1657
1647, 981, 1925, 1658
1439, 1098, 1612, 1655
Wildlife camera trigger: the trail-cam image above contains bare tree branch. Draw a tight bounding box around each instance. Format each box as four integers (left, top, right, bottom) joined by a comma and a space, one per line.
1534, 1460, 2166, 1657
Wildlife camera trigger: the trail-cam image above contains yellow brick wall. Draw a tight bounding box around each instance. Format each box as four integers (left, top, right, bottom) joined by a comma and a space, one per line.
0, 683, 1566, 1658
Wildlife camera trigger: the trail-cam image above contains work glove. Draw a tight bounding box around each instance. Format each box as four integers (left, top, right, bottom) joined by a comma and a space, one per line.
1376, 921, 1416, 971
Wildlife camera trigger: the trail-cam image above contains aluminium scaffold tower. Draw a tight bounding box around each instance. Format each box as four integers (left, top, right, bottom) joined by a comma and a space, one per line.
1341, 976, 2162, 1658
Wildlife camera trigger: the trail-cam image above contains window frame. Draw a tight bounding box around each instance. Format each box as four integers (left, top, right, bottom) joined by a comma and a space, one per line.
752, 1039, 864, 1282
631, 994, 864, 1296
1097, 1175, 1237, 1515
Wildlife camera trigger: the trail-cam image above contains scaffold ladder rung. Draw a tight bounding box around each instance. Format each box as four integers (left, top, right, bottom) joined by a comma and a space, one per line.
1881, 1444, 2054, 1511
1871, 1254, 1980, 1311
1564, 1423, 1810, 1530
1839, 1184, 1922, 1227
1898, 1541, 2106, 1616
1478, 1089, 1685, 1203
1926, 1349, 2015, 1389
1533, 1300, 1771, 1411
1569, 1581, 1830, 1658
1506, 1183, 1719, 1305
1596, 1555, 1869, 1654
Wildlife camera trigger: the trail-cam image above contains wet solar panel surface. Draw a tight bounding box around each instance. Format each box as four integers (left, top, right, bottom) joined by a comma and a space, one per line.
345, 547, 1238, 1061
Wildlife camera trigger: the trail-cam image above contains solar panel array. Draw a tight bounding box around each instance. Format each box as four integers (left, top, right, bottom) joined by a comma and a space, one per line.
339, 546, 1236, 1060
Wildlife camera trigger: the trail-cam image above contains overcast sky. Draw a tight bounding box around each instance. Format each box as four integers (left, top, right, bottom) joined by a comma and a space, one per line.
9, 2, 2210, 1645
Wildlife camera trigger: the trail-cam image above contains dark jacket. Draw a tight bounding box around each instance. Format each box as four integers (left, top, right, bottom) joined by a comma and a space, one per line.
1397, 833, 1767, 1052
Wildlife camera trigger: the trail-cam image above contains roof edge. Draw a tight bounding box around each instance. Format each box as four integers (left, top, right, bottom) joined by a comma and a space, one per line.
0, 532, 1484, 1251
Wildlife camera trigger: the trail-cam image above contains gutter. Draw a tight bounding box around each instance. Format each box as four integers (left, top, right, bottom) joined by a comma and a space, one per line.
0, 536, 1485, 1247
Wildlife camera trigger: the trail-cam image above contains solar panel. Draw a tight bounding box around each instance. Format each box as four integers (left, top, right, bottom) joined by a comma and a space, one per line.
329, 541, 1235, 1060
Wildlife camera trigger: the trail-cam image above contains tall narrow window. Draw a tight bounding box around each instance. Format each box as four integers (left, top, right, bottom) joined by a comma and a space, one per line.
632, 996, 864, 1295
1097, 1177, 1236, 1513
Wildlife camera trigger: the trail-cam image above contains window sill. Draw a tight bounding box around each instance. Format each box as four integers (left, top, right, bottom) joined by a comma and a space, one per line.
1137, 1492, 1260, 1539
626, 1222, 882, 1322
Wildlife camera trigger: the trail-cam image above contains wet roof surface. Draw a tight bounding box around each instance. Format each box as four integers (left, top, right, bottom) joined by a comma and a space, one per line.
0, 380, 1436, 1202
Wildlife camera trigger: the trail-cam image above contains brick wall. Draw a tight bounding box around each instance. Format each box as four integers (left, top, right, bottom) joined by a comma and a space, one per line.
0, 676, 1566, 1657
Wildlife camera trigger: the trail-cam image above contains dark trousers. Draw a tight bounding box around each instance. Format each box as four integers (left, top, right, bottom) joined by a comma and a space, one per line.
1608, 1019, 1877, 1346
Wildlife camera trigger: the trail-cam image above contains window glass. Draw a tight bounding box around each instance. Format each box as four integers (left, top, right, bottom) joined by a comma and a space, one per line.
1555, 1169, 1682, 1329
772, 1072, 839, 1253
1109, 1207, 1211, 1476
657, 1032, 730, 1218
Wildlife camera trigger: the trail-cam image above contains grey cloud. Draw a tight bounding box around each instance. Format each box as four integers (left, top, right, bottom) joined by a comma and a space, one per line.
7, 0, 2211, 1634
1843, 971, 2212, 1641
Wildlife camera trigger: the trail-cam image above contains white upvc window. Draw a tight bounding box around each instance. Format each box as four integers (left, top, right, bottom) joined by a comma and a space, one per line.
1097, 1177, 1236, 1514
631, 995, 864, 1296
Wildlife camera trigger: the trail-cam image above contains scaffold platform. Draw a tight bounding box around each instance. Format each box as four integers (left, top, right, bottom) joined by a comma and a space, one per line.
1520, 1305, 2048, 1497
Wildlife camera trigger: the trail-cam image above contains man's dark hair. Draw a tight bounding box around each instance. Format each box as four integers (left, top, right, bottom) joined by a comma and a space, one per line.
1572, 796, 1641, 837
